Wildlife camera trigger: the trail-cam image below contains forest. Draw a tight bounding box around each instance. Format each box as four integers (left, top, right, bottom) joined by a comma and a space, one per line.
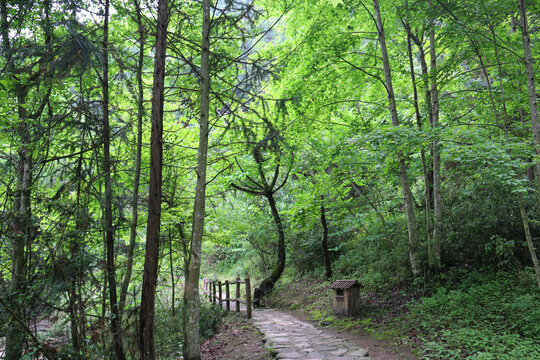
0, 0, 539, 359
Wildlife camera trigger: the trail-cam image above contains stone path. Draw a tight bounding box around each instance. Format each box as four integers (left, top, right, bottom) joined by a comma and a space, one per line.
252, 309, 371, 360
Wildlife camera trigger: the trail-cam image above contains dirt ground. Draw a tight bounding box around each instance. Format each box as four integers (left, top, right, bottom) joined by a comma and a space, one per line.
201, 313, 272, 360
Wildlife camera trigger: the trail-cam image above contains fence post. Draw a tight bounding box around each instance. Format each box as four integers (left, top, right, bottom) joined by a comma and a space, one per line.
225, 280, 230, 312
212, 280, 217, 305
208, 280, 213, 301
218, 281, 223, 309
235, 277, 240, 313
245, 277, 252, 319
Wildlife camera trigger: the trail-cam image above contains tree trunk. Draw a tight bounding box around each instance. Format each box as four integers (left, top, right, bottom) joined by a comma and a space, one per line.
119, 0, 146, 316
403, 20, 434, 268
372, 0, 419, 276
416, 31, 435, 267
489, 24, 510, 133
139, 0, 168, 358
518, 0, 540, 208
517, 194, 540, 289
169, 231, 176, 317
70, 137, 86, 357
5, 89, 31, 360
429, 0, 442, 268
2, 2, 32, 355
320, 205, 332, 280
183, 0, 210, 358
102, 1, 126, 358
253, 192, 286, 305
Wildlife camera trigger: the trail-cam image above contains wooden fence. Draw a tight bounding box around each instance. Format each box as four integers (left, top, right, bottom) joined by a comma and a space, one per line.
202, 277, 252, 319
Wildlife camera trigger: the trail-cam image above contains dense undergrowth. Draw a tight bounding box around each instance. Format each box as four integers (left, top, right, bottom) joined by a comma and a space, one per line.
257, 268, 540, 360
26, 297, 223, 359
411, 269, 540, 360
154, 300, 223, 359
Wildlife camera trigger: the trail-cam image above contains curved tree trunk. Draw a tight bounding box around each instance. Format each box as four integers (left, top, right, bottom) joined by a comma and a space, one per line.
232, 146, 291, 305
253, 193, 286, 305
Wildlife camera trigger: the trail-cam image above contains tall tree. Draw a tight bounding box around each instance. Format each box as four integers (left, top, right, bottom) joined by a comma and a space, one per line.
428, 0, 442, 268
102, 0, 126, 357
183, 0, 211, 358
401, 7, 435, 267
371, 0, 419, 276
2, 0, 36, 356
139, 0, 168, 357
518, 0, 540, 207
119, 0, 146, 316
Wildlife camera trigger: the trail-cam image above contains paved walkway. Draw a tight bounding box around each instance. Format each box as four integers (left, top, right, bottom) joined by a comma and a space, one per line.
252, 309, 371, 360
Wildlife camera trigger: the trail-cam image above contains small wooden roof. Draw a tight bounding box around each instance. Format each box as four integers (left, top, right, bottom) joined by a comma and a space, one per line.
330, 280, 361, 290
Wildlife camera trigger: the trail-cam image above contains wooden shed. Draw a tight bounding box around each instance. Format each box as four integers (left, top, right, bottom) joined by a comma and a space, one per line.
330, 280, 362, 316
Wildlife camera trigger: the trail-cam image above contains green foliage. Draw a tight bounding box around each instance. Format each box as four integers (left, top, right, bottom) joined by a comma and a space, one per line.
441, 178, 539, 267
410, 270, 540, 359
2, 0, 540, 357
332, 218, 410, 290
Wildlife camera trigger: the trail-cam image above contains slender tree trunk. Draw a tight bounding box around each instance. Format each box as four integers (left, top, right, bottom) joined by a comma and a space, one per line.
404, 21, 434, 268
429, 0, 442, 268
414, 31, 436, 266
517, 194, 540, 289
169, 231, 176, 317
489, 25, 510, 133
373, 0, 419, 276
70, 137, 86, 357
252, 191, 286, 304
320, 205, 332, 280
518, 0, 540, 208
100, 182, 109, 354
183, 1, 210, 358
102, 1, 126, 358
6, 89, 31, 360
119, 0, 146, 316
139, 0, 168, 358
69, 252, 81, 356
2, 2, 32, 355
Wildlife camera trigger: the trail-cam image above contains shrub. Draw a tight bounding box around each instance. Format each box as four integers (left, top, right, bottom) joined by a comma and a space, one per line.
155, 299, 224, 359
332, 218, 410, 290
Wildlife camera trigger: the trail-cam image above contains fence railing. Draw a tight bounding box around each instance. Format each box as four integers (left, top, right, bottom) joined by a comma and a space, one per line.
202, 277, 252, 319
